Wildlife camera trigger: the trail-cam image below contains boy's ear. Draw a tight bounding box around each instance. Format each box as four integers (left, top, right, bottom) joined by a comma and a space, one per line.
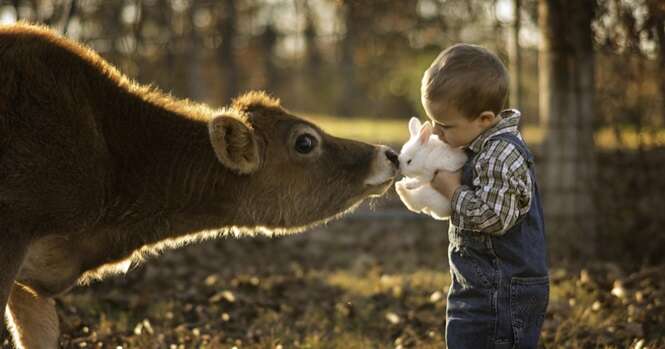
408, 117, 422, 138
209, 114, 261, 174
418, 122, 432, 145
478, 111, 496, 126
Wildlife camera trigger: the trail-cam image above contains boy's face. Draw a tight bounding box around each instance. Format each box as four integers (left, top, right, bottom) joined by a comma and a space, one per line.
423, 100, 497, 148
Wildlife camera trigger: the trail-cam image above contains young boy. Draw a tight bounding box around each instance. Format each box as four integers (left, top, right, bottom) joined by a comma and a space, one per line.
423, 44, 549, 348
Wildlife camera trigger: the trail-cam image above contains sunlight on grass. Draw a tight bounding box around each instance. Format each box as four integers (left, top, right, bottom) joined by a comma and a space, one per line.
303, 113, 665, 150
303, 113, 409, 145
325, 269, 449, 297
594, 128, 665, 149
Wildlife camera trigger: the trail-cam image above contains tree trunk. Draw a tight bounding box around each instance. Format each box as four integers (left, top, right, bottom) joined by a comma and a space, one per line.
303, 0, 321, 77
538, 0, 596, 260
157, 0, 176, 89
658, 23, 665, 125
218, 0, 239, 104
59, 0, 77, 35
261, 23, 278, 92
12, 0, 21, 20
188, 0, 204, 101
336, 0, 358, 117
131, 0, 146, 82
648, 0, 665, 124
509, 0, 522, 110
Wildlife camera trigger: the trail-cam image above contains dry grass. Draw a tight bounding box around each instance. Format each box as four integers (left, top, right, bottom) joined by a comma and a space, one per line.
1, 207, 662, 349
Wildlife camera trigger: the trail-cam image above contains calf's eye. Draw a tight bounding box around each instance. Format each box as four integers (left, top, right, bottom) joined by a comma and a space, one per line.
295, 134, 317, 154
407, 159, 412, 165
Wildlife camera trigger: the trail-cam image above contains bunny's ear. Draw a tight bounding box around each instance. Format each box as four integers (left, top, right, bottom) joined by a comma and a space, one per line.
408, 117, 421, 138
418, 122, 432, 145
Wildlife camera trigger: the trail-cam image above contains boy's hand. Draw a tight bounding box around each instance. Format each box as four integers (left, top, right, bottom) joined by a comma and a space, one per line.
432, 169, 462, 200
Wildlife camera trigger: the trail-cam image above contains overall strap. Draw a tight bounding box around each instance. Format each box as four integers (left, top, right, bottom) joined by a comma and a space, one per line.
460, 148, 478, 187
489, 133, 534, 167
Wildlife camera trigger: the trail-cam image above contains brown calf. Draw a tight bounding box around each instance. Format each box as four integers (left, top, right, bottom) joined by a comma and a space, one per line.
0, 23, 399, 348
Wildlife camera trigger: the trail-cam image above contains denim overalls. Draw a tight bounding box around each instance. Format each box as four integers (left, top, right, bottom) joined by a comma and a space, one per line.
445, 133, 549, 349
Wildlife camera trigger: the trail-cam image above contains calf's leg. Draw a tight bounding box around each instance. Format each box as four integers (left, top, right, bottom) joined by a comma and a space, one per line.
1, 234, 29, 340
6, 283, 59, 349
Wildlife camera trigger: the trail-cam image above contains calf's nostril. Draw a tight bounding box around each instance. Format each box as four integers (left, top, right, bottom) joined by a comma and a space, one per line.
385, 149, 399, 168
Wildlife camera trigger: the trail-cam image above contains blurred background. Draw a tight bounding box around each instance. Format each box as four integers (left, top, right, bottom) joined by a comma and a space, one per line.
1, 0, 664, 348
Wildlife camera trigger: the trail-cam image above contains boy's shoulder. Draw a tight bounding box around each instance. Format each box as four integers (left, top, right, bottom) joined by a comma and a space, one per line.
478, 131, 530, 156
468, 110, 522, 152
488, 132, 531, 157
473, 132, 534, 173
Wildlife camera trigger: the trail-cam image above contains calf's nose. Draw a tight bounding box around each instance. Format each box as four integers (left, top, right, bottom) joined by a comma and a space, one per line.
385, 149, 399, 168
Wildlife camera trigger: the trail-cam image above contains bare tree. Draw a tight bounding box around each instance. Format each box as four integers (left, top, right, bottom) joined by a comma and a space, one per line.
646, 0, 665, 123
156, 0, 176, 89
538, 0, 596, 259
509, 0, 522, 109
302, 0, 320, 77
336, 0, 359, 117
59, 0, 77, 35
218, 0, 239, 104
261, 22, 278, 92
12, 0, 21, 20
188, 0, 204, 101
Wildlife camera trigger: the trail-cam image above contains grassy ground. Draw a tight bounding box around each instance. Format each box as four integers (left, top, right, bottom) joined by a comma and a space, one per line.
2, 200, 663, 348
303, 114, 665, 150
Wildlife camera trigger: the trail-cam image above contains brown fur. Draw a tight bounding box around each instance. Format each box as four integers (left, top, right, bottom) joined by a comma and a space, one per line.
0, 23, 398, 348
6, 284, 59, 349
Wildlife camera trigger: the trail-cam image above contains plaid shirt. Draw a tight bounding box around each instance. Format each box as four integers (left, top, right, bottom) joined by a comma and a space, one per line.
450, 110, 533, 235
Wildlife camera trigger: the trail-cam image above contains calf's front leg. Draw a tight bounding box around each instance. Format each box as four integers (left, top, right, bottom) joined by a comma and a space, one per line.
6, 283, 59, 349
1, 235, 29, 339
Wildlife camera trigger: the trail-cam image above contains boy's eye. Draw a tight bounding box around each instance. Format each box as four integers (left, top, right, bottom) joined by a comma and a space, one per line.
435, 122, 452, 130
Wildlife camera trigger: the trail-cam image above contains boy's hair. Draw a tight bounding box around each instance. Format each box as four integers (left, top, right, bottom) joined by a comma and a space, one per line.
421, 43, 509, 119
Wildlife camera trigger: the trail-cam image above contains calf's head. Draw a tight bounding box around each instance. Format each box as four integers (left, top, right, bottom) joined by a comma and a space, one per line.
208, 92, 399, 232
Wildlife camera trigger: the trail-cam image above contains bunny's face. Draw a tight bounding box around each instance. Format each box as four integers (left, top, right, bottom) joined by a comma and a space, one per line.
398, 117, 433, 178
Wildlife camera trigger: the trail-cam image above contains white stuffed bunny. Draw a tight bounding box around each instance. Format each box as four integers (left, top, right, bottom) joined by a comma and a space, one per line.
395, 117, 467, 220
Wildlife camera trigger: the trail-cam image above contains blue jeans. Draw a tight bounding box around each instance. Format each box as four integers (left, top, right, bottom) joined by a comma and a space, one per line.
445, 229, 549, 349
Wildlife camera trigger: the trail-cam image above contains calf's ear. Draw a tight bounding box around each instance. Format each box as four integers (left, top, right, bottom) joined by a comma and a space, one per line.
209, 114, 261, 174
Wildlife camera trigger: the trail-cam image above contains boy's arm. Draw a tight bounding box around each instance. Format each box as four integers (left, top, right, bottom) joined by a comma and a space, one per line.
447, 141, 533, 235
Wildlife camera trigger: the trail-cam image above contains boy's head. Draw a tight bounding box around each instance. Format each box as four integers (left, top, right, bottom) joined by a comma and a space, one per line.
421, 43, 509, 148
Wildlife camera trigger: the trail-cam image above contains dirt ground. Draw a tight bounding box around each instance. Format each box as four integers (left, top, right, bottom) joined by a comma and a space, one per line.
2, 197, 664, 349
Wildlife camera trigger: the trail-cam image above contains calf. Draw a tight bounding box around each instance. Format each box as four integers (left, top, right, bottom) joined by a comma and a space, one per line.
0, 23, 399, 348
